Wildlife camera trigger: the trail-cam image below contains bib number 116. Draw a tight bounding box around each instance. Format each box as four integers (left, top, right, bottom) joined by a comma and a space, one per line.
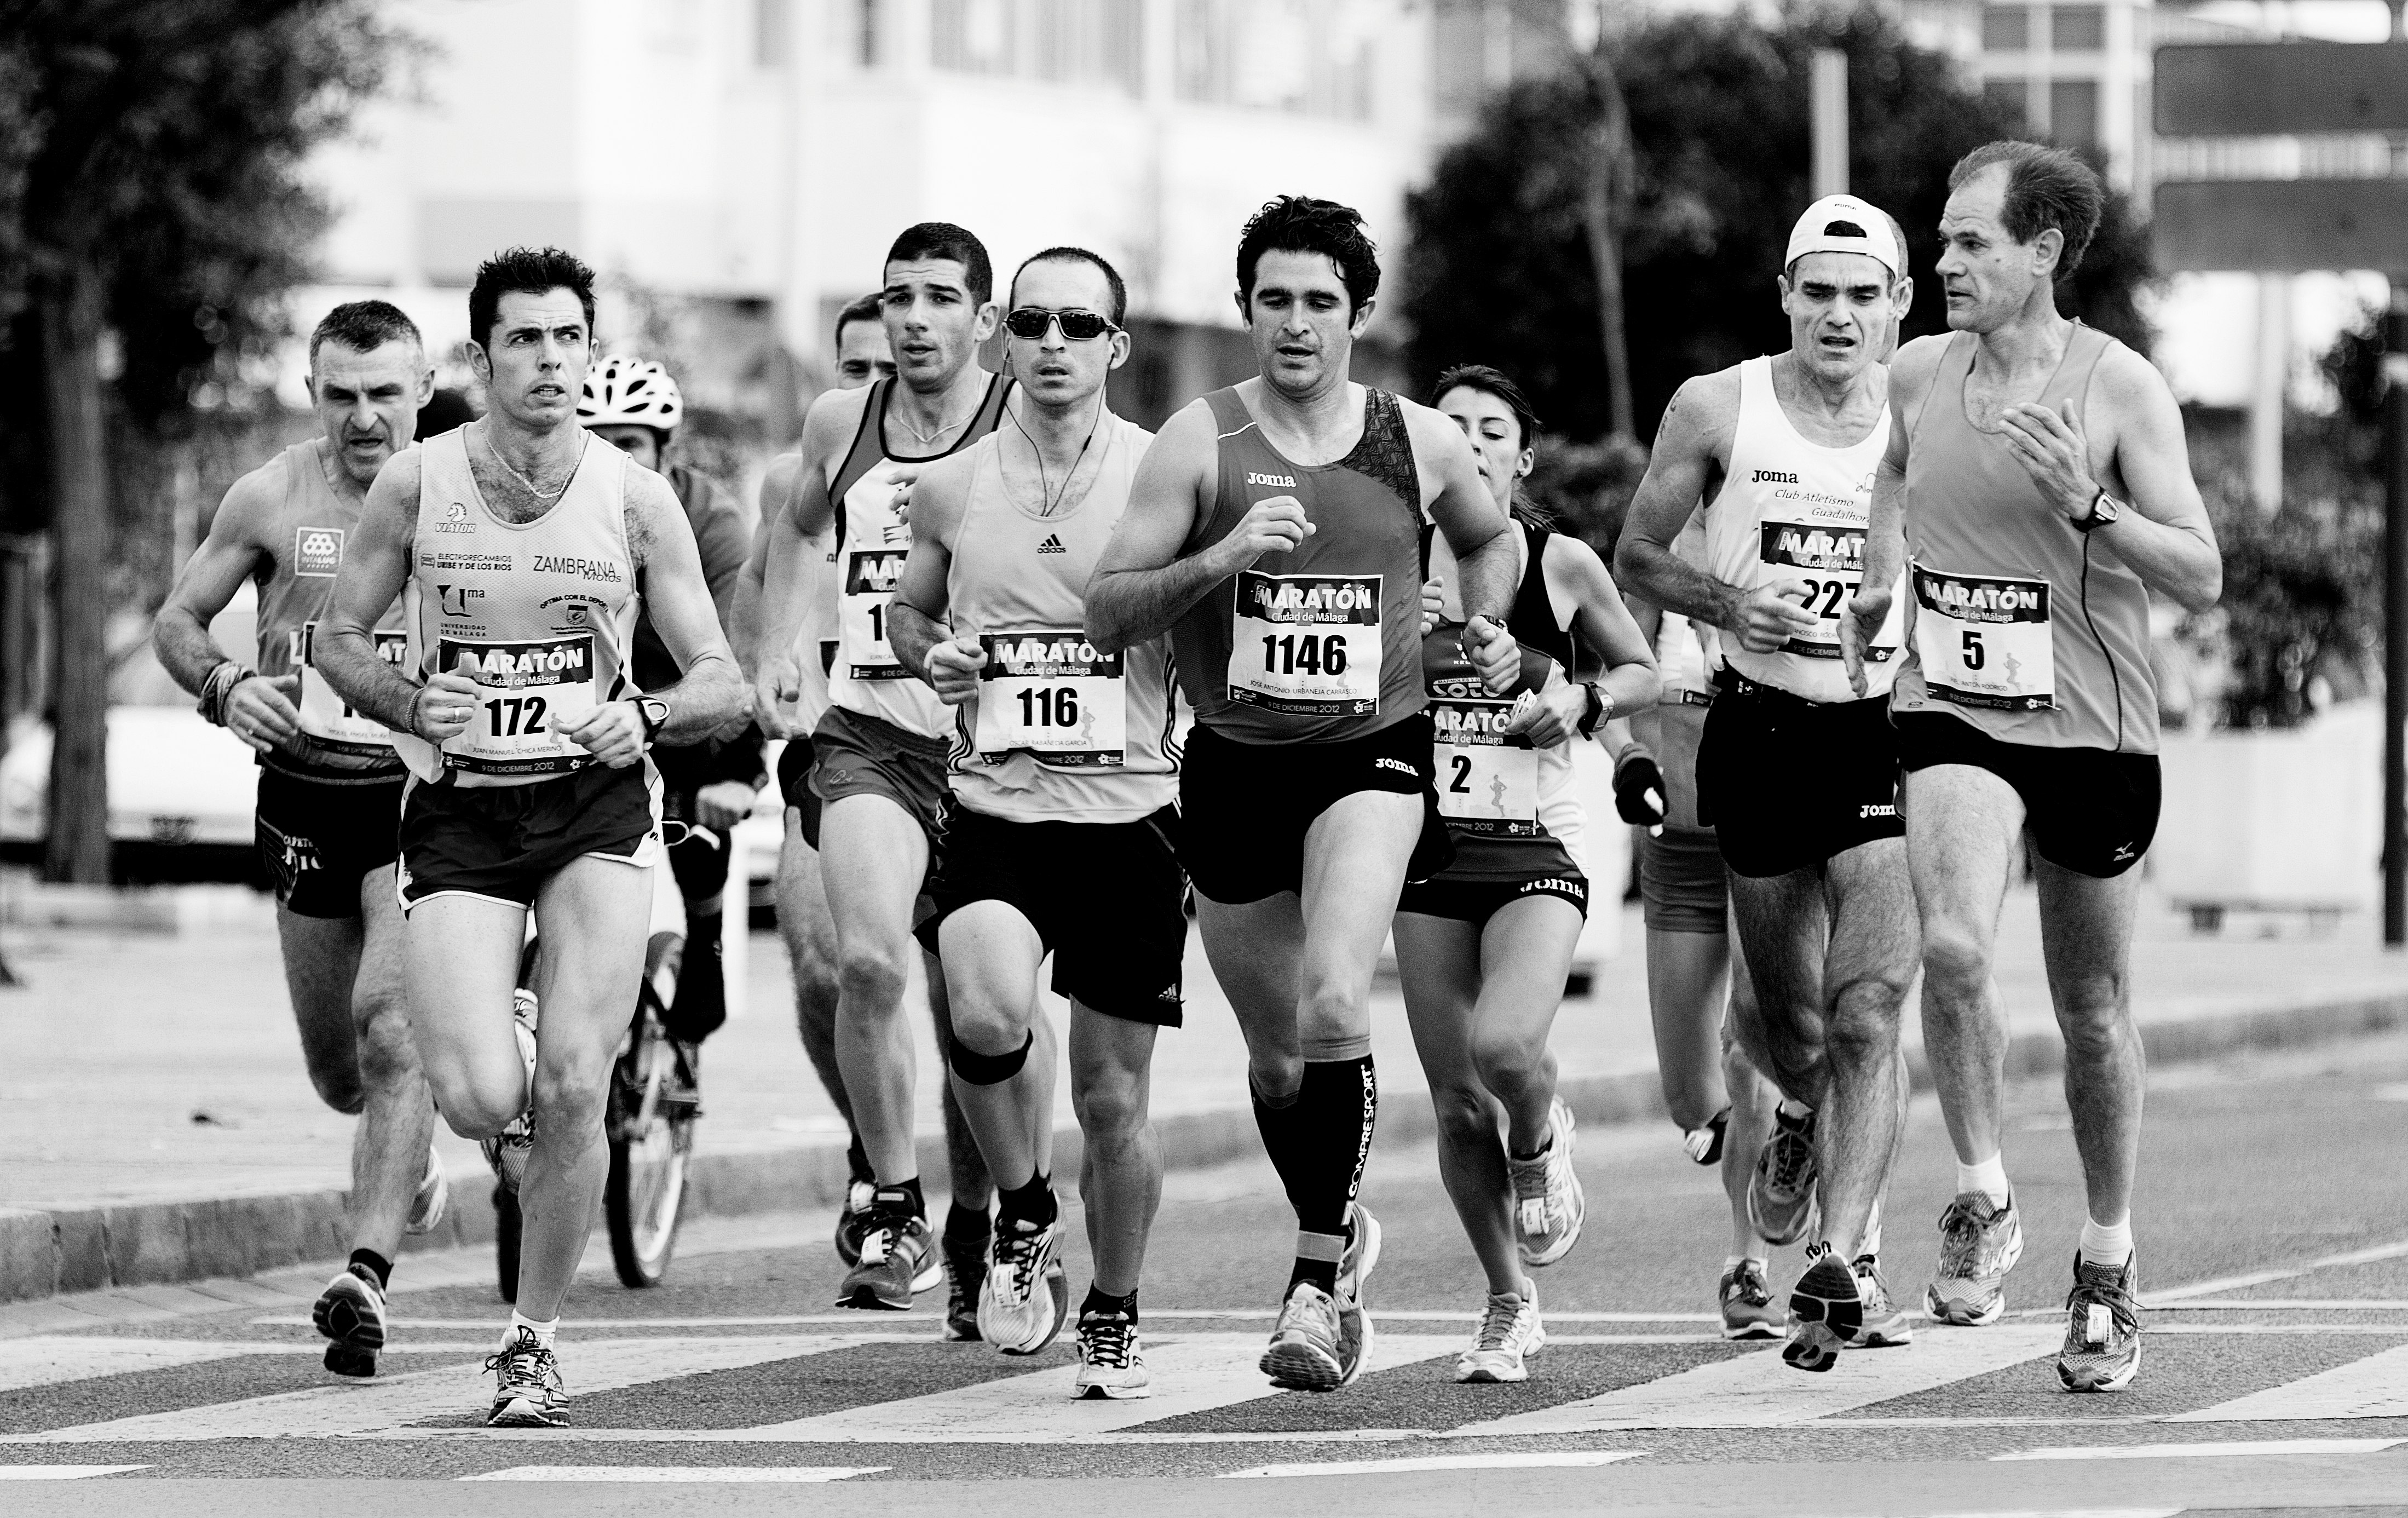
1015, 687, 1079, 727
1258, 633, 1348, 677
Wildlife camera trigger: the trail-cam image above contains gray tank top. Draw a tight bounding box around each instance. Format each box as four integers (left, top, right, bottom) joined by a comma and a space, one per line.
1891, 326, 2157, 754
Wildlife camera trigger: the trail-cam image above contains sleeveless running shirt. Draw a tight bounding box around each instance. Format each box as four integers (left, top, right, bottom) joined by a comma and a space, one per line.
248, 438, 410, 781
394, 428, 640, 787
1704, 357, 1903, 704
1171, 386, 1424, 745
1422, 624, 1587, 878
942, 412, 1178, 825
827, 374, 1013, 740
1891, 326, 2157, 754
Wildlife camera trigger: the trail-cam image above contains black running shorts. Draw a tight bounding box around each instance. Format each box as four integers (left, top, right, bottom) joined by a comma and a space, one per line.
255, 767, 405, 920
1396, 870, 1589, 925
396, 762, 659, 910
1177, 713, 1453, 906
1641, 824, 1727, 935
1894, 712, 2162, 879
1697, 680, 1903, 879
809, 706, 947, 845
917, 803, 1188, 1026
775, 735, 823, 849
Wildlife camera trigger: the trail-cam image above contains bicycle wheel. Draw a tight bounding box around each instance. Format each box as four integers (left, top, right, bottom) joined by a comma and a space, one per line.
494, 1185, 521, 1303
604, 933, 696, 1287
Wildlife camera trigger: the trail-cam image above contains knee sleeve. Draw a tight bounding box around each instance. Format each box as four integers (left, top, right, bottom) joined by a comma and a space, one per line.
947, 1029, 1033, 1086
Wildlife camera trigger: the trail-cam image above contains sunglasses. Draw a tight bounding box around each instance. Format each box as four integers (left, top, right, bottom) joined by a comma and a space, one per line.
1003, 307, 1118, 342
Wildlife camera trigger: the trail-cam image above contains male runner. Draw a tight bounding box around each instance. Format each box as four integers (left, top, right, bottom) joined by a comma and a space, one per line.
580, 354, 765, 1051
890, 247, 1182, 1396
318, 246, 746, 1426
1846, 143, 2220, 1392
1618, 196, 1922, 1372
1088, 196, 1518, 1390
154, 300, 445, 1379
753, 224, 1022, 1312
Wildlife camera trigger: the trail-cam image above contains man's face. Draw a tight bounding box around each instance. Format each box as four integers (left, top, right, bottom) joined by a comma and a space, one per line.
1778, 251, 1903, 385
1004, 259, 1126, 412
591, 424, 663, 473
311, 338, 433, 486
471, 288, 591, 428
1238, 250, 1370, 399
1437, 384, 1529, 514
1936, 165, 2050, 334
882, 258, 998, 393
834, 318, 896, 389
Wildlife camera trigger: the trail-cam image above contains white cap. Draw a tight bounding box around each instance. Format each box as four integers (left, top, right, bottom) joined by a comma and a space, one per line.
1784, 195, 1903, 279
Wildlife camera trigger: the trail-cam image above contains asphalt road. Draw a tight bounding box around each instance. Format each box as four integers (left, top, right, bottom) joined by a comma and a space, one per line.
9, 1030, 2408, 1515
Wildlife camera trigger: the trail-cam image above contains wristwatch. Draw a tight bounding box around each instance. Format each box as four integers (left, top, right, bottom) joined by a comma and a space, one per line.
2073, 488, 2123, 534
635, 695, 670, 744
1577, 683, 1614, 740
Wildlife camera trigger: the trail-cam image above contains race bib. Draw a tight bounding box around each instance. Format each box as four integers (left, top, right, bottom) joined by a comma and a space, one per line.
973, 629, 1126, 769
1759, 519, 1892, 663
1228, 571, 1382, 716
838, 464, 912, 680
1911, 564, 2054, 711
1432, 694, 1542, 835
438, 634, 600, 775
291, 622, 408, 752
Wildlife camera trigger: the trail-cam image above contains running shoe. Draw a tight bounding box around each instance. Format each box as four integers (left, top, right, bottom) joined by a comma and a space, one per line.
1073, 1310, 1150, 1400
1683, 1106, 1731, 1166
1852, 1255, 1914, 1349
2057, 1254, 2141, 1393
941, 1214, 989, 1343
978, 1212, 1070, 1355
479, 990, 539, 1195
1781, 1244, 1863, 1373
1747, 1106, 1819, 1248
484, 1326, 569, 1427
1508, 1097, 1586, 1266
1455, 1280, 1545, 1383
1338, 1200, 1382, 1305
312, 1263, 386, 1378
1717, 1258, 1782, 1341
835, 1178, 875, 1268
836, 1198, 936, 1312
1927, 1191, 2025, 1326
403, 1143, 449, 1237
1260, 1281, 1369, 1392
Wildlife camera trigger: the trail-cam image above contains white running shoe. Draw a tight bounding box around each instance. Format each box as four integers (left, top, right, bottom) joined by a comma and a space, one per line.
480, 991, 539, 1195
1508, 1096, 1586, 1266
977, 1212, 1069, 1355
1455, 1279, 1545, 1383
484, 1325, 569, 1428
1073, 1310, 1150, 1400
1339, 1200, 1382, 1304
1259, 1280, 1370, 1392
312, 1263, 386, 1378
403, 1144, 448, 1237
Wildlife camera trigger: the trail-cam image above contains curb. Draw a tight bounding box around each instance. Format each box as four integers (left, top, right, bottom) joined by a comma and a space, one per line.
5, 990, 2405, 1304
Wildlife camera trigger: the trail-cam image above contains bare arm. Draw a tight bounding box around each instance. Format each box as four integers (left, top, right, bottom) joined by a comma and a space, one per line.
731, 454, 802, 672
1414, 407, 1514, 630
615, 468, 750, 746
885, 452, 971, 687
754, 395, 859, 733
1616, 377, 1748, 626
1549, 534, 1660, 720
1088, 403, 1290, 654
318, 453, 430, 734
153, 471, 298, 752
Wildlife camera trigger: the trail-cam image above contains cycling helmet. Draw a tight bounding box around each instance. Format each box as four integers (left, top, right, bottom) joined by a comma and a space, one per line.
579, 355, 683, 432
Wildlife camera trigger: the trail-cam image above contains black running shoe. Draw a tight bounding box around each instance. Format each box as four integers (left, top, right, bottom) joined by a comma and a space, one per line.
1782, 1244, 1863, 1373
837, 1195, 936, 1311
941, 1217, 990, 1343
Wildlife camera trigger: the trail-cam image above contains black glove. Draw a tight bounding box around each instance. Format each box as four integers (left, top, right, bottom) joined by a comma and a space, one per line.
1613, 745, 1666, 826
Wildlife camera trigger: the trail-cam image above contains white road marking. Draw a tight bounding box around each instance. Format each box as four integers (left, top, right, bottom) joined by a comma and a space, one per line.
1442, 1325, 2065, 1435
2, 1335, 853, 1444
1222, 1450, 1644, 1479
2151, 1235, 2408, 1304
1994, 1436, 2405, 1461
461, 1465, 886, 1482
2173, 1341, 2408, 1422
0, 1465, 147, 1479
250, 1309, 1717, 1329
0, 1337, 272, 1393
2150, 1300, 2408, 1312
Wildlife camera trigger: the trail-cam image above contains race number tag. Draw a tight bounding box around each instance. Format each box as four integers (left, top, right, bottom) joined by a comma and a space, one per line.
437, 633, 600, 775
1911, 565, 2054, 711
1432, 694, 1542, 835
973, 629, 1126, 769
838, 462, 912, 680
1228, 572, 1382, 716
1759, 519, 1892, 663
291, 623, 408, 752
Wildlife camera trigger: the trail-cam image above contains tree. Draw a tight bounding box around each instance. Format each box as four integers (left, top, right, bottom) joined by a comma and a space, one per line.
0, 1, 404, 882
1403, 4, 2161, 445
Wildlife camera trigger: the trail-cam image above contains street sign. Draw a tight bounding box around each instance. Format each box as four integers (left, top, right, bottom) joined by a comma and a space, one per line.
2154, 180, 2408, 273
2156, 42, 2408, 136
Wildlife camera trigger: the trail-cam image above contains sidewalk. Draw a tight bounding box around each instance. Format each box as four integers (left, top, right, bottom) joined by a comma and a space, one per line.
4, 883, 2405, 1299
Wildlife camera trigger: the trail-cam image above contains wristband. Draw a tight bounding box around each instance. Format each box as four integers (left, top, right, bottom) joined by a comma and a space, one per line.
406, 686, 434, 742
1577, 683, 1614, 740
197, 662, 252, 727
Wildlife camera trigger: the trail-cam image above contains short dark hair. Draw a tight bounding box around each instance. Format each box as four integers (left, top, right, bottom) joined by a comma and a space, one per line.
1948, 141, 2105, 275
468, 245, 597, 349
1235, 196, 1380, 313
834, 291, 885, 344
886, 222, 993, 303
1009, 246, 1128, 326
1431, 363, 1542, 450
310, 300, 422, 367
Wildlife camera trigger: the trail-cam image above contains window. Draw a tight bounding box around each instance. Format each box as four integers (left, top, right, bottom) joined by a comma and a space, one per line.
931, 0, 1143, 94
2049, 79, 2099, 149
2051, 5, 2105, 50
754, 0, 790, 66
1175, 0, 1376, 121
1981, 4, 2029, 50
1983, 77, 2029, 128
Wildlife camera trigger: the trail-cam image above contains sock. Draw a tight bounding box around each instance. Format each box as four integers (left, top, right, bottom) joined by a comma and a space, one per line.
845, 1135, 872, 1189
874, 1176, 926, 1220
2078, 1215, 2134, 1268
1723, 1253, 1767, 1272
998, 1172, 1056, 1230
944, 1200, 992, 1245
664, 910, 727, 1043
1260, 1056, 1376, 1296
1777, 1098, 1813, 1122
1957, 1153, 2011, 1208
1081, 1285, 1138, 1323
348, 1248, 391, 1292
1509, 1119, 1554, 1165
1861, 1197, 1883, 1261
505, 1311, 558, 1349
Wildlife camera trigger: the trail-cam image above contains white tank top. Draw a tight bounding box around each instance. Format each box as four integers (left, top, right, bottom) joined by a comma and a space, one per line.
1703, 357, 1903, 703
396, 428, 641, 787
942, 414, 1178, 825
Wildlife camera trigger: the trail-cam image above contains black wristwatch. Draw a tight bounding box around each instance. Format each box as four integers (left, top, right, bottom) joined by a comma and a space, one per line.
634, 695, 670, 745
1577, 683, 1612, 739
2073, 488, 2123, 534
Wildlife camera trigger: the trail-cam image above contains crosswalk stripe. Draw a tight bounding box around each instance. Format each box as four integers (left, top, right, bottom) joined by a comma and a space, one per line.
1994, 1437, 2405, 1461
0, 1465, 147, 1479
461, 1465, 887, 1482
1222, 1451, 1641, 1479
1439, 1324, 2065, 1435
734, 1333, 1459, 1444
2171, 1341, 2408, 1422
2, 1336, 852, 1444
0, 1337, 275, 1393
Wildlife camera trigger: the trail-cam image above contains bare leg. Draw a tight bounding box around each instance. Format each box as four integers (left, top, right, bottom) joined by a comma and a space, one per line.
819, 794, 930, 1186
2033, 858, 2144, 1228
1807, 841, 1919, 1258
775, 815, 853, 1134
1903, 765, 2024, 1170
1646, 926, 1733, 1131
1395, 910, 1520, 1295
937, 902, 1051, 1192
929, 958, 999, 1212
1470, 896, 1585, 1155
1070, 1007, 1162, 1298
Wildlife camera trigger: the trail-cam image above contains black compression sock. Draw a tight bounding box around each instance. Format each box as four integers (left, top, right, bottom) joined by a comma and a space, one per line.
349, 1248, 392, 1292
998, 1172, 1056, 1229
944, 1200, 992, 1245
875, 1176, 926, 1220
1081, 1285, 1138, 1323
1263, 1056, 1377, 1295
845, 1136, 873, 1188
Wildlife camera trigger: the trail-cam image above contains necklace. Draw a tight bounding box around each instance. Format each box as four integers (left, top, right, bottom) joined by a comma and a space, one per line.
893, 389, 981, 447
482, 425, 581, 502
1007, 402, 1101, 518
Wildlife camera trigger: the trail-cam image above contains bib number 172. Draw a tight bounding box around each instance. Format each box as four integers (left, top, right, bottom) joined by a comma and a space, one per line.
483, 695, 550, 738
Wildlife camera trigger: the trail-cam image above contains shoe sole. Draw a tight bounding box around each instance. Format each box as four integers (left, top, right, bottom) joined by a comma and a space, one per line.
1926, 1283, 2008, 1327
1074, 1377, 1153, 1400
1853, 1321, 1916, 1348
993, 1266, 1071, 1358
312, 1281, 384, 1378
1721, 1318, 1783, 1342
911, 1258, 943, 1295
835, 1280, 914, 1311
1455, 1361, 1529, 1383
485, 1399, 571, 1428
1782, 1320, 1845, 1372
835, 1216, 866, 1268
2059, 1341, 2141, 1393
1785, 1262, 1864, 1371
1748, 1188, 1819, 1249
404, 1169, 450, 1238
1260, 1337, 1345, 1392
1341, 1208, 1384, 1302
942, 1314, 982, 1343
1517, 1180, 1586, 1268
